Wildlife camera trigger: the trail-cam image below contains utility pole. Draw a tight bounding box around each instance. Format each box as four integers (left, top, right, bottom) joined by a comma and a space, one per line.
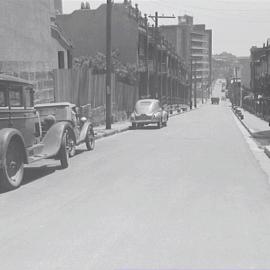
202, 82, 204, 104
144, 14, 150, 98
106, 0, 112, 129
149, 12, 175, 101
190, 58, 193, 109
194, 60, 197, 108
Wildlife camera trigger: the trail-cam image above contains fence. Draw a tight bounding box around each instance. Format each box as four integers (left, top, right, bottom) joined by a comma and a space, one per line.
243, 98, 270, 122
53, 68, 139, 125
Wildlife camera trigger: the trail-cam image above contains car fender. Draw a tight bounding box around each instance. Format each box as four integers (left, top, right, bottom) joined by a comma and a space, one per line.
41, 121, 75, 158
0, 128, 28, 167
79, 121, 93, 143
162, 110, 168, 121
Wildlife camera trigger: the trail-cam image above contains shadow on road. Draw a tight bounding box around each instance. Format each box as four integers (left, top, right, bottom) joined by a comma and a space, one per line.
130, 125, 163, 130
23, 166, 60, 185
0, 165, 61, 194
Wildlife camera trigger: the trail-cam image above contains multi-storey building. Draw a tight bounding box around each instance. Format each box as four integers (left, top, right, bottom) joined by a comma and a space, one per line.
160, 15, 212, 103
56, 0, 189, 105
191, 24, 212, 98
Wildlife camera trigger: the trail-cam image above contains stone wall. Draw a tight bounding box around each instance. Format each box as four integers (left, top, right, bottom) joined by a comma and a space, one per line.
0, 0, 67, 103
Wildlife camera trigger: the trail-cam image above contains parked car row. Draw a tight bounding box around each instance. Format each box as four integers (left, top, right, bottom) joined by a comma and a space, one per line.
232, 105, 244, 120
0, 75, 95, 190
0, 76, 172, 191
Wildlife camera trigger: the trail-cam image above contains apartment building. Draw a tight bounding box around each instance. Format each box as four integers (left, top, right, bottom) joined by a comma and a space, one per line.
160, 15, 212, 101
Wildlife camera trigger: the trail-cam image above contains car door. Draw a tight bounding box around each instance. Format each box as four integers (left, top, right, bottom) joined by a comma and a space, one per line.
8, 85, 37, 147
0, 84, 10, 128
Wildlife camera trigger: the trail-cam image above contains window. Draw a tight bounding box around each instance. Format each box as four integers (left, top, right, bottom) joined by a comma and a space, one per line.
9, 87, 23, 107
24, 87, 34, 108
58, 51, 65, 69
0, 90, 6, 107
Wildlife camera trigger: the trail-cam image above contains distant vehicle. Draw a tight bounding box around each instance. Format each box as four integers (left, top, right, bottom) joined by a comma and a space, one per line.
0, 75, 94, 190
211, 97, 220, 104
130, 99, 168, 129
35, 102, 95, 157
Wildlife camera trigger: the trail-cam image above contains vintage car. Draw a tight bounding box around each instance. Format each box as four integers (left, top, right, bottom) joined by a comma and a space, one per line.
211, 97, 220, 104
0, 74, 94, 190
130, 99, 168, 128
35, 102, 95, 157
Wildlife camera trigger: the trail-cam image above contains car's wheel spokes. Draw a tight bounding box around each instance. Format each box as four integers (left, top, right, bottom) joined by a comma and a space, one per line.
5, 141, 24, 186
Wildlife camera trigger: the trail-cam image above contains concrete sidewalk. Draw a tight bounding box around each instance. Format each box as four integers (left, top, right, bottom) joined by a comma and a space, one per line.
234, 108, 270, 157
241, 109, 270, 134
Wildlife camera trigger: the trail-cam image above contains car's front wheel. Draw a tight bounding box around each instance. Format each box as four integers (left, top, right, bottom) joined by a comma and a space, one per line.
66, 130, 76, 157
59, 132, 69, 169
157, 119, 162, 129
85, 126, 95, 151
0, 139, 24, 190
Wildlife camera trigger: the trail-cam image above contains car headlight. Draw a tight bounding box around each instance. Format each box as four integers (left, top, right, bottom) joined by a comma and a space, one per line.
80, 117, 87, 123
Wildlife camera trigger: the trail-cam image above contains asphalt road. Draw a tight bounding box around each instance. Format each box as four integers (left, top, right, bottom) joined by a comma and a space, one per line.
1, 83, 270, 269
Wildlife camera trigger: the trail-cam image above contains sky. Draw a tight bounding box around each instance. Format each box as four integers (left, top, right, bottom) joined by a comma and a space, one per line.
62, 0, 270, 57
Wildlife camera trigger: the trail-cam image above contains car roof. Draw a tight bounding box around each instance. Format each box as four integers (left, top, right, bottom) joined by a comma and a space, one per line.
35, 102, 76, 108
0, 74, 34, 86
136, 99, 159, 103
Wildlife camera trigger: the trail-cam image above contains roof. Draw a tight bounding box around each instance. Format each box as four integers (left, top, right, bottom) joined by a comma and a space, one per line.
136, 99, 159, 103
0, 74, 34, 85
35, 102, 76, 108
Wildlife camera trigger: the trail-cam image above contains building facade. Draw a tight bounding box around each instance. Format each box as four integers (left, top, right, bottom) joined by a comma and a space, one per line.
250, 43, 270, 97
160, 15, 212, 103
56, 1, 189, 105
0, 0, 72, 103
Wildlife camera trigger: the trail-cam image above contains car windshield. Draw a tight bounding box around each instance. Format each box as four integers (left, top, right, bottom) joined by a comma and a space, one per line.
135, 101, 156, 114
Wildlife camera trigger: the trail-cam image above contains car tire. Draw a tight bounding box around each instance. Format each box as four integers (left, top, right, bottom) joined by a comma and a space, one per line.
132, 123, 136, 129
164, 121, 167, 127
85, 126, 95, 151
66, 130, 76, 157
0, 139, 24, 190
59, 131, 69, 169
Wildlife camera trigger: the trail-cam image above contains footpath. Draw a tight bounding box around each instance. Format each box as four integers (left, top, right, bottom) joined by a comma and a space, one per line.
234, 108, 270, 157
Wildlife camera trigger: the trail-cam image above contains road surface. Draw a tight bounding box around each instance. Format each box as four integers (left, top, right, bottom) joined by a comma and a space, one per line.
1, 82, 270, 269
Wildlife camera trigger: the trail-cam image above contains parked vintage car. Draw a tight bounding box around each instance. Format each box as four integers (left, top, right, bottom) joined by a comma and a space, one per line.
0, 75, 94, 190
35, 102, 95, 157
130, 99, 168, 128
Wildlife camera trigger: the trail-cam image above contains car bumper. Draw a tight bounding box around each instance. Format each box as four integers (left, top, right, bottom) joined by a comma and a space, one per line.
131, 119, 159, 124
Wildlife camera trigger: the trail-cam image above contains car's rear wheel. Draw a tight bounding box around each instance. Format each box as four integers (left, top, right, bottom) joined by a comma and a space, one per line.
0, 139, 24, 190
85, 126, 95, 151
59, 131, 69, 169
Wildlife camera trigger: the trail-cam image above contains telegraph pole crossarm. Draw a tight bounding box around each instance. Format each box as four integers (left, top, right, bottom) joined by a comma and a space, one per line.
148, 12, 176, 101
